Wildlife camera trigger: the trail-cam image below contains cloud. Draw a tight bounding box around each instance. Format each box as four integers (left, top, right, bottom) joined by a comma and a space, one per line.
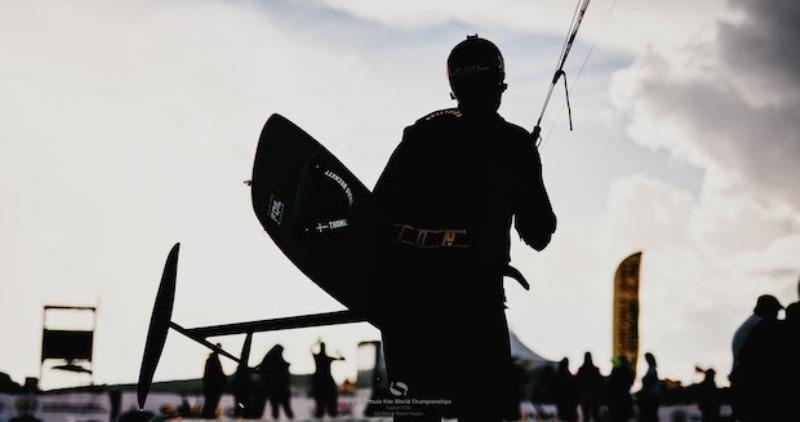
0, 0, 396, 387
559, 174, 798, 380
610, 0, 800, 211
311, 0, 730, 54
719, 0, 800, 106
598, 0, 800, 378
508, 0, 800, 381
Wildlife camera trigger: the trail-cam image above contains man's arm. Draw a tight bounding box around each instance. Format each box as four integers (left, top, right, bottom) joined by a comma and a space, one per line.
373, 126, 414, 203
511, 139, 557, 251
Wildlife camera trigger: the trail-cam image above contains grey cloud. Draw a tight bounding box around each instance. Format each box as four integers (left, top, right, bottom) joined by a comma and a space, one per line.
637, 74, 800, 209
616, 0, 800, 211
720, 0, 800, 104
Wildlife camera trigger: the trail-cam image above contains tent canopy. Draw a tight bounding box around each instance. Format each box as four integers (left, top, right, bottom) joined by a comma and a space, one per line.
509, 330, 555, 368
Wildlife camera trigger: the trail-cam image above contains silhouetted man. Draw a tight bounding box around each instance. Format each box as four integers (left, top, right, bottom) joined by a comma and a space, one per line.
779, 302, 799, 420
374, 35, 557, 421
553, 358, 579, 422
257, 344, 294, 420
636, 352, 660, 422
730, 294, 783, 421
177, 395, 192, 417
576, 352, 603, 422
607, 356, 634, 422
201, 348, 227, 419
311, 341, 343, 418
696, 368, 720, 422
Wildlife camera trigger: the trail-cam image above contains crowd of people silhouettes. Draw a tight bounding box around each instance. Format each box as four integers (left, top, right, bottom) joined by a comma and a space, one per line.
190, 283, 799, 421
199, 340, 343, 420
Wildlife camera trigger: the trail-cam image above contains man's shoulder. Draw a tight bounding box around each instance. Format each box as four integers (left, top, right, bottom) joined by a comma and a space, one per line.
500, 119, 533, 142
401, 108, 463, 141
414, 108, 463, 125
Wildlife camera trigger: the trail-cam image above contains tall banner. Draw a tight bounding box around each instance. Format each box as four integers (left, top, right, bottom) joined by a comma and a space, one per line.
613, 252, 642, 377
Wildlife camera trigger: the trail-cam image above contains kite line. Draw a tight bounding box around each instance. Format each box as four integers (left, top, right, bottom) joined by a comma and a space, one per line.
532, 0, 592, 147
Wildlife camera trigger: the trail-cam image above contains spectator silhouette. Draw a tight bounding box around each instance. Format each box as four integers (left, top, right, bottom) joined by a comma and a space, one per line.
636, 352, 660, 422
607, 356, 634, 422
109, 389, 122, 422
552, 358, 579, 422
730, 294, 783, 421
311, 341, 344, 418
177, 395, 192, 417
201, 347, 227, 419
257, 344, 294, 420
576, 352, 603, 422
696, 368, 720, 422
779, 302, 800, 420
504, 357, 529, 421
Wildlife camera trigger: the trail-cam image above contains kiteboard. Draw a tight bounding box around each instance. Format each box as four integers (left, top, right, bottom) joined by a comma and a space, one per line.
250, 114, 379, 321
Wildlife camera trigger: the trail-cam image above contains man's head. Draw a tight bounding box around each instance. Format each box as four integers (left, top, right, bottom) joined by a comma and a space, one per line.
645, 352, 656, 367
753, 294, 783, 320
583, 351, 593, 365
447, 35, 507, 114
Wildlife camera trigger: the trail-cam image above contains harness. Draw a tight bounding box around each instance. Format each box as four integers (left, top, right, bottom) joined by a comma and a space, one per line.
392, 224, 470, 249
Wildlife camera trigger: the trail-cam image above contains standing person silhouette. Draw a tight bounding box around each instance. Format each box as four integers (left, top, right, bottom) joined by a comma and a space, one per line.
636, 352, 660, 422
257, 344, 294, 420
730, 294, 783, 421
201, 348, 227, 419
200, 344, 228, 419
576, 352, 603, 422
311, 341, 344, 418
606, 356, 634, 422
553, 358, 579, 422
374, 35, 557, 421
696, 368, 720, 422
778, 302, 800, 421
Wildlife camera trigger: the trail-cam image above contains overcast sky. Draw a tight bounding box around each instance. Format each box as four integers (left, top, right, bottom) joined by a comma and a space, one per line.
1, 0, 798, 390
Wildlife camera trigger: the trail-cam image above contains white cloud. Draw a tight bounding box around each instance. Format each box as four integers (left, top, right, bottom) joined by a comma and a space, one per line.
312, 0, 732, 55
596, 0, 800, 380
0, 0, 395, 388
518, 172, 799, 381
506, 0, 800, 383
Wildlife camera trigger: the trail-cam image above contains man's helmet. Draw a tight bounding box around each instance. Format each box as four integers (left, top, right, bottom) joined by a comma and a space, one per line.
447, 35, 506, 100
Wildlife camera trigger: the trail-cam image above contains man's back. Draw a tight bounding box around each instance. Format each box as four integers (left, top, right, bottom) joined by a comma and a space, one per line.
732, 314, 761, 370
374, 108, 554, 307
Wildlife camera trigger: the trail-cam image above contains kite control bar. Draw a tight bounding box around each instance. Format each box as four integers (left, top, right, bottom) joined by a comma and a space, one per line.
532, 0, 591, 145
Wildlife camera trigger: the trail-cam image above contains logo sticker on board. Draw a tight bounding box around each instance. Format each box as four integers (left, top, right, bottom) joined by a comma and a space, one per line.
268, 195, 284, 225
323, 169, 354, 206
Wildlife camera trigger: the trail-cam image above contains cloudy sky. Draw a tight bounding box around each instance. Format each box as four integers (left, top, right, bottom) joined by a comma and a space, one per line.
1, 0, 798, 390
